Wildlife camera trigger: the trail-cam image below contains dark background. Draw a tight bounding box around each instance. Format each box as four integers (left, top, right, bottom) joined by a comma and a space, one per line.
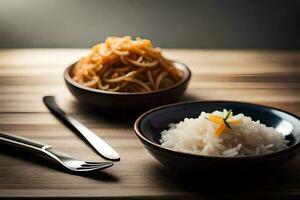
0, 0, 299, 49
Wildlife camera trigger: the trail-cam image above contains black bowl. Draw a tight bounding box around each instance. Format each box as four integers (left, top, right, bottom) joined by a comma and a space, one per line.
134, 101, 300, 172
64, 61, 191, 111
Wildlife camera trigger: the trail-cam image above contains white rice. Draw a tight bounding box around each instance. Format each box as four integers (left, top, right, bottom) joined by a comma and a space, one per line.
160, 110, 288, 157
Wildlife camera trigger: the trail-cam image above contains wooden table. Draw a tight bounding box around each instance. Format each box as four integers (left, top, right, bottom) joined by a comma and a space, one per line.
0, 49, 299, 199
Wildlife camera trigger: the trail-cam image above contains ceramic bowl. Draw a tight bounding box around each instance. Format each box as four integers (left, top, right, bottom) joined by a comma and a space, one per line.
64, 61, 191, 111
134, 101, 300, 172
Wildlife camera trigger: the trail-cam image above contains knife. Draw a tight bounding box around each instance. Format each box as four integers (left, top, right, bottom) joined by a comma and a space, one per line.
43, 96, 120, 161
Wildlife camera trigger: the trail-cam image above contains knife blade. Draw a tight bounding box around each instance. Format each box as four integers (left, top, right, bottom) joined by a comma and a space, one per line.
43, 96, 120, 161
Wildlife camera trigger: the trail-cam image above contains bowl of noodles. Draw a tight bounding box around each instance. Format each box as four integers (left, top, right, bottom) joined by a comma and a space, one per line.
64, 36, 191, 110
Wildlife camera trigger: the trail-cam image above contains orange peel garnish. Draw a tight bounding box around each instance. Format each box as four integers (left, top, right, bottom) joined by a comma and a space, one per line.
207, 110, 242, 136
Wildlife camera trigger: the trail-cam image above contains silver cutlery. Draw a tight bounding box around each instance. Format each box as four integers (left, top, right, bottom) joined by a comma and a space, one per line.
0, 131, 113, 172
43, 96, 120, 161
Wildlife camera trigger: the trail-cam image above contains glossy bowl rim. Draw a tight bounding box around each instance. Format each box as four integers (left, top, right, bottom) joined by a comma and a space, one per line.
63, 60, 191, 96
134, 100, 300, 160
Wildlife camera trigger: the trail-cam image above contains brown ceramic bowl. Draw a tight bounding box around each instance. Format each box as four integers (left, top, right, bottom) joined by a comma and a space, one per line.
134, 101, 300, 172
64, 61, 191, 111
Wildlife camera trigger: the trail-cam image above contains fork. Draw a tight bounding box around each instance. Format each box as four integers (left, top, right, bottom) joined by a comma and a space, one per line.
0, 131, 113, 172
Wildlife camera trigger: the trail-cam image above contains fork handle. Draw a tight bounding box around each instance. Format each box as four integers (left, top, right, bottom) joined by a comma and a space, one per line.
0, 131, 49, 153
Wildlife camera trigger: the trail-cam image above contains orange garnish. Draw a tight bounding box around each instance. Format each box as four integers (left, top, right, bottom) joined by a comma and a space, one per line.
207, 110, 242, 137
228, 119, 243, 125
208, 115, 223, 123
215, 123, 226, 136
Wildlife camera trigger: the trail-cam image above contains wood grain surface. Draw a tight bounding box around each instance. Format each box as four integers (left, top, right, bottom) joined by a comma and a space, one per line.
0, 49, 299, 199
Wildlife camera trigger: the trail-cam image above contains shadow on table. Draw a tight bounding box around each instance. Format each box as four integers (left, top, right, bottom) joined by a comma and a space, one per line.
148, 162, 284, 195
68, 93, 200, 126
0, 146, 119, 182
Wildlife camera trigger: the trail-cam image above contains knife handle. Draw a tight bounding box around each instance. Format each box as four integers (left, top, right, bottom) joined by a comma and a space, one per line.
0, 131, 48, 153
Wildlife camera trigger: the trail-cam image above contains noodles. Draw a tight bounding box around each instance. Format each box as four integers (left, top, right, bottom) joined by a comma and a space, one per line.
71, 36, 183, 93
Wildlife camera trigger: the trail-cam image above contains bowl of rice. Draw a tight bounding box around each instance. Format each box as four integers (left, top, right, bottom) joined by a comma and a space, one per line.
134, 101, 300, 172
